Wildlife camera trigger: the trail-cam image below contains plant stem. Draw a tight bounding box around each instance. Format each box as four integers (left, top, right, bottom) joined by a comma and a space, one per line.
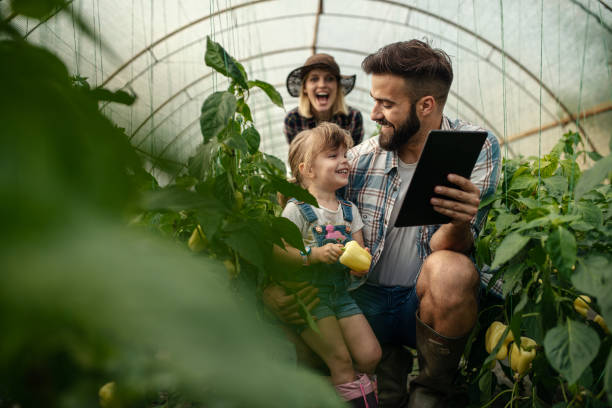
481, 389, 513, 408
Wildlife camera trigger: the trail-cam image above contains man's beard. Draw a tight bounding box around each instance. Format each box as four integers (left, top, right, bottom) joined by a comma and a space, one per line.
379, 103, 420, 152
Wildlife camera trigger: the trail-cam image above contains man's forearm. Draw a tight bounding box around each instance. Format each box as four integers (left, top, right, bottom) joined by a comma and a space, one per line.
429, 222, 474, 253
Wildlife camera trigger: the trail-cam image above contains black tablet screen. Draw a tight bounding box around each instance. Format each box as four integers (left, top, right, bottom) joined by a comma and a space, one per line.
394, 130, 488, 227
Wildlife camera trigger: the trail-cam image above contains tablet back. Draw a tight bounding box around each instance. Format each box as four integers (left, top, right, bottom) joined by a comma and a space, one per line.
395, 130, 488, 227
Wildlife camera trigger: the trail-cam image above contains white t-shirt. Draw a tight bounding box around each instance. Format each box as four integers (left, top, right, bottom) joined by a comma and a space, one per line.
281, 200, 365, 247
369, 159, 421, 287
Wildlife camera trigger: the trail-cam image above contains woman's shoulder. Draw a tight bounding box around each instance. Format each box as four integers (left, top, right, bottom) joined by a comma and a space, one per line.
284, 107, 300, 120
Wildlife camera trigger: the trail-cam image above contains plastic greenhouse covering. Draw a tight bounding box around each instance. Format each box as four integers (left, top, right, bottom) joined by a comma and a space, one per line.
3, 1, 612, 407
4, 0, 610, 176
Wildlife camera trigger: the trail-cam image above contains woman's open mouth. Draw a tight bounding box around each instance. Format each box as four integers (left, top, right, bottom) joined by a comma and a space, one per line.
316, 92, 330, 104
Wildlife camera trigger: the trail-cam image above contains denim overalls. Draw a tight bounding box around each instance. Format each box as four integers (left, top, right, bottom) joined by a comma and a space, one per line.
287, 198, 363, 329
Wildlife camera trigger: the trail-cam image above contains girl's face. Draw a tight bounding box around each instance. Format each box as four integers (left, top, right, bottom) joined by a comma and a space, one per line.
303, 68, 338, 116
305, 145, 349, 192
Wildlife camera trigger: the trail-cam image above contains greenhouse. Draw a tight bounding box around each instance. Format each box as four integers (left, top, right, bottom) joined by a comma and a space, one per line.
1, 0, 611, 407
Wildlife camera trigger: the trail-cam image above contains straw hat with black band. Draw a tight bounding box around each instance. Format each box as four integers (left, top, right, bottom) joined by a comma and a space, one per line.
286, 53, 356, 98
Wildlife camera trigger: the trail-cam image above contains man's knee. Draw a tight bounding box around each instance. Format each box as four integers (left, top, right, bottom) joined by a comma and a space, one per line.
417, 250, 478, 306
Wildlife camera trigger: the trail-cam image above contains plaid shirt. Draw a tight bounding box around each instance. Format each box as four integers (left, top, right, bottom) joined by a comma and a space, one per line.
344, 116, 501, 290
283, 107, 364, 146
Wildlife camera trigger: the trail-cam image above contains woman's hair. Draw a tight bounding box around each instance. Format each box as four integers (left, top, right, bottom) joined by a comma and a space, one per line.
280, 122, 353, 207
297, 69, 348, 118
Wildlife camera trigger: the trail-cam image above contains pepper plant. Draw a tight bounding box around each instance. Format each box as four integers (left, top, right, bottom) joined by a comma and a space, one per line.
137, 37, 318, 323
470, 131, 612, 407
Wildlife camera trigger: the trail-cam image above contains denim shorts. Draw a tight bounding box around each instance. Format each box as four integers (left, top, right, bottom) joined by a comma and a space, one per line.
294, 266, 362, 333
350, 282, 420, 348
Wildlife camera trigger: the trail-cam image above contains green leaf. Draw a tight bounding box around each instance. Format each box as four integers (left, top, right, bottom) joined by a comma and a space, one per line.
188, 140, 220, 180
546, 226, 576, 273
223, 228, 265, 272
248, 80, 284, 108
501, 262, 526, 297
200, 91, 236, 143
543, 319, 600, 384
510, 174, 537, 191
478, 193, 498, 209
605, 347, 612, 403
225, 133, 249, 154
11, 0, 68, 19
516, 197, 540, 209
271, 178, 318, 207
569, 221, 594, 232
263, 153, 286, 174
575, 154, 612, 200
490, 232, 530, 270
576, 202, 603, 228
571, 255, 610, 299
89, 87, 136, 106
142, 187, 220, 212
495, 212, 519, 233
205, 37, 248, 89
587, 151, 603, 162
243, 127, 261, 154
542, 175, 567, 201
236, 98, 253, 123
272, 217, 305, 252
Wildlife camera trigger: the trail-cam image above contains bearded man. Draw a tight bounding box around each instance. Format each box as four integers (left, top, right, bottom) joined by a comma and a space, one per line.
344, 40, 501, 407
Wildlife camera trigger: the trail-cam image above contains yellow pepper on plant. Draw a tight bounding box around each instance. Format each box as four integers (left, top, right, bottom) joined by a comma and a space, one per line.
573, 295, 610, 334
188, 225, 207, 252
509, 337, 537, 375
485, 321, 514, 360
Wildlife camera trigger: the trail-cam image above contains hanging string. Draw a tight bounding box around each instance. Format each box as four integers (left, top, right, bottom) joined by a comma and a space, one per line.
210, 0, 217, 92
92, 0, 98, 86
597, 2, 612, 102
558, 0, 561, 143
96, 0, 103, 83
456, 0, 460, 117
71, 3, 80, 75
150, 0, 155, 156
499, 0, 508, 207
472, 0, 486, 120
130, 0, 135, 135
570, 0, 591, 204
537, 0, 543, 202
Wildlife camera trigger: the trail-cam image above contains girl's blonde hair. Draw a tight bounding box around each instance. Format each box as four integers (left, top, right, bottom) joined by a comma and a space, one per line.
297, 70, 348, 118
287, 122, 353, 189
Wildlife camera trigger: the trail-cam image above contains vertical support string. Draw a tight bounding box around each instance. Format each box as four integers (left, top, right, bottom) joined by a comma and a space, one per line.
500, 0, 508, 207
71, 2, 80, 75
571, 0, 591, 203
537, 0, 543, 201
472, 0, 486, 120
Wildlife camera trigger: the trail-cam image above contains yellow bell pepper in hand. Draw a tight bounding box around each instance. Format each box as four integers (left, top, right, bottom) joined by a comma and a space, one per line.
188, 225, 207, 252
509, 337, 537, 375
339, 241, 371, 273
574, 295, 610, 334
485, 321, 514, 360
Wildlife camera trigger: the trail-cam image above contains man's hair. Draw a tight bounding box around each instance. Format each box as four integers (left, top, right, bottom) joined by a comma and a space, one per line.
362, 39, 453, 106
298, 69, 348, 118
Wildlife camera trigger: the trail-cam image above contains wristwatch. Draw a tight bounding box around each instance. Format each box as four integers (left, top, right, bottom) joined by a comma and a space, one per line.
300, 246, 312, 266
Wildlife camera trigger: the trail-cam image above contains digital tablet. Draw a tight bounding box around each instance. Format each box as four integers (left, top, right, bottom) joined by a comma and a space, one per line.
394, 130, 488, 227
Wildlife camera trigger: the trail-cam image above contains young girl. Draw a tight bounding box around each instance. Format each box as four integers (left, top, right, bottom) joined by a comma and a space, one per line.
279, 122, 381, 407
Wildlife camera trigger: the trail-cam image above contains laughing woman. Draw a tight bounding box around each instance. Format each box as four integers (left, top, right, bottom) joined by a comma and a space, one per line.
284, 54, 364, 146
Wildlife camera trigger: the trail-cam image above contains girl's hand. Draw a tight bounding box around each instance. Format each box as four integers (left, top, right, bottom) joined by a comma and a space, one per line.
311, 243, 343, 264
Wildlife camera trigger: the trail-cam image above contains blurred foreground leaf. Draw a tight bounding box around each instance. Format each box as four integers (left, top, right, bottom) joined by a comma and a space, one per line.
0, 219, 343, 408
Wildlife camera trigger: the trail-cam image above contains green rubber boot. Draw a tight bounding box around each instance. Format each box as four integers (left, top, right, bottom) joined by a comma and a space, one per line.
376, 344, 412, 407
406, 313, 469, 408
